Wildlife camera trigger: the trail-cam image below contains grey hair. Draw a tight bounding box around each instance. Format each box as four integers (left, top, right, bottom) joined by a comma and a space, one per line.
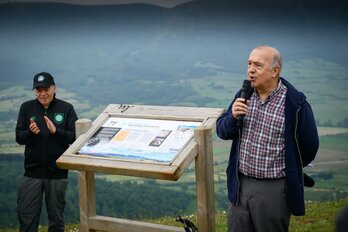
271, 50, 283, 70
254, 46, 283, 71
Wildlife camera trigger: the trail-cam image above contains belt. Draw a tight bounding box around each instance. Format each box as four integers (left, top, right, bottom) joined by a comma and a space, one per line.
239, 172, 285, 181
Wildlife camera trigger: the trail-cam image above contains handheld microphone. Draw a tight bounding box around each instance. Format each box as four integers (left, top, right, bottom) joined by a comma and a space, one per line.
237, 80, 251, 127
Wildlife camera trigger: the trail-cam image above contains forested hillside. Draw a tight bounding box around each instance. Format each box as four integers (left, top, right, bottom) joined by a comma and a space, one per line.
0, 154, 199, 228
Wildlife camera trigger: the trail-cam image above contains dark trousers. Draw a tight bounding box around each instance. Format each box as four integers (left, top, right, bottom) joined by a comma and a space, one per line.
228, 174, 290, 232
17, 176, 68, 232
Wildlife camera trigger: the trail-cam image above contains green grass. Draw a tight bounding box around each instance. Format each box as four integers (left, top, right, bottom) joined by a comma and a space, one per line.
289, 200, 347, 232
283, 58, 348, 126
1, 199, 346, 232
188, 72, 242, 108
303, 168, 348, 201
319, 134, 348, 152
150, 200, 348, 232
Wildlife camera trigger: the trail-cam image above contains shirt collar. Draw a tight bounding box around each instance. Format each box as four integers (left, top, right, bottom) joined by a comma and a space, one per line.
255, 79, 286, 104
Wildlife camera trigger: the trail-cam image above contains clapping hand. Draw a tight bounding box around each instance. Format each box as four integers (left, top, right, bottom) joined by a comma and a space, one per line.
44, 116, 56, 134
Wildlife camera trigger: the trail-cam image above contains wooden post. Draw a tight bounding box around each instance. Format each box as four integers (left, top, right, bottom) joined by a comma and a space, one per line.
56, 106, 224, 232
75, 119, 96, 232
194, 125, 215, 232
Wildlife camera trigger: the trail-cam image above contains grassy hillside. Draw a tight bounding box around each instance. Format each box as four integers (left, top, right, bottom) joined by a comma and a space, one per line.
1, 2, 348, 132
0, 199, 346, 232
1, 60, 348, 155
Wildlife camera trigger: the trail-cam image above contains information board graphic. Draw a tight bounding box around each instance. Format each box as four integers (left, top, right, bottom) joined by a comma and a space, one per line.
78, 117, 202, 163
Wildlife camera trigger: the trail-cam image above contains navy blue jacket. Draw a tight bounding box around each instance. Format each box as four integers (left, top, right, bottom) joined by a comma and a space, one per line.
216, 78, 319, 216
16, 97, 78, 179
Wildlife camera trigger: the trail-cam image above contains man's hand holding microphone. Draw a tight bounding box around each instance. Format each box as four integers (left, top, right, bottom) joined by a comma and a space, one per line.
233, 80, 251, 127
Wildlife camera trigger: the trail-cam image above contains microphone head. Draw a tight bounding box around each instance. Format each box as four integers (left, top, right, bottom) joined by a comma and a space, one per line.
237, 79, 252, 127
242, 79, 251, 90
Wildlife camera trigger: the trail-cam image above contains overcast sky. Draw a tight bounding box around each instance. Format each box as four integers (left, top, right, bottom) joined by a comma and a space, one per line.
0, 0, 193, 8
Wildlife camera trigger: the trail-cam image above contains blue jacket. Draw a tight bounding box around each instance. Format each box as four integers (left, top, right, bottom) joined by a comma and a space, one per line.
216, 78, 319, 216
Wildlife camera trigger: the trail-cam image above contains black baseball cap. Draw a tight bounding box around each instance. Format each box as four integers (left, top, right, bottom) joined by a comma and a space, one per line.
33, 72, 56, 89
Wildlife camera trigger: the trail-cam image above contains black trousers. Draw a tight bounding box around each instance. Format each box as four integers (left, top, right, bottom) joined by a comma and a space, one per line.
17, 176, 68, 232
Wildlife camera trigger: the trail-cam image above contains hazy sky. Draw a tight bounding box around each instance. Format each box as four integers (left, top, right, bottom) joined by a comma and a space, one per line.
0, 0, 193, 8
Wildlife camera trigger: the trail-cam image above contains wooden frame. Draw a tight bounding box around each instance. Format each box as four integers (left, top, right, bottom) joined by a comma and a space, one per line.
56, 104, 224, 232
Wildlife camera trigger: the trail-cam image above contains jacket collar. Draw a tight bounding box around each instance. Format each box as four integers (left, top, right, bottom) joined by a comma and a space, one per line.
35, 94, 56, 110
280, 77, 306, 108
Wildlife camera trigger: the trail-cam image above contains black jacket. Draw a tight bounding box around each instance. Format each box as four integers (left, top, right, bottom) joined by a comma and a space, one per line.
16, 97, 78, 179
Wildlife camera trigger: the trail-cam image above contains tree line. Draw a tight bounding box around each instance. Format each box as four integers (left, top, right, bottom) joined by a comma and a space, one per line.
0, 155, 199, 228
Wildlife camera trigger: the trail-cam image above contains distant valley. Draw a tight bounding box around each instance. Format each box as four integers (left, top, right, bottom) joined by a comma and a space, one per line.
0, 0, 347, 154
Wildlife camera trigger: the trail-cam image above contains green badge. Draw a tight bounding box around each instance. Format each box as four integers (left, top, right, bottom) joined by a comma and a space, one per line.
54, 113, 64, 124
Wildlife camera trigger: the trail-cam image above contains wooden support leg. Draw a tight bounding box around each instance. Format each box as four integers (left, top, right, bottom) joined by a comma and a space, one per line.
194, 126, 215, 232
78, 171, 96, 232
75, 119, 96, 232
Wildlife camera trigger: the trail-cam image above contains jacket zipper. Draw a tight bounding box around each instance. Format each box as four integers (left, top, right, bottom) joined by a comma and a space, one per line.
294, 107, 304, 185
42, 109, 48, 179
235, 126, 242, 205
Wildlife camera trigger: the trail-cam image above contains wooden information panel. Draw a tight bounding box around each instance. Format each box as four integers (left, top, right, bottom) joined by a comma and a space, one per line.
57, 104, 224, 181
56, 104, 224, 232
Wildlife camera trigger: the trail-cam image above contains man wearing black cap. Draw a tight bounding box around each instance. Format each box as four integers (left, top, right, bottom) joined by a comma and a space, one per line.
16, 72, 78, 232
